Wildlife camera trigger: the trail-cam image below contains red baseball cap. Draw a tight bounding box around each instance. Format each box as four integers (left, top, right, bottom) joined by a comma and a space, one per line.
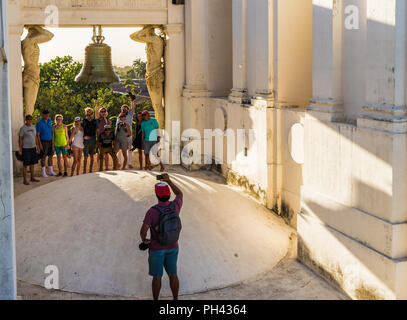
155, 183, 171, 198
142, 110, 150, 116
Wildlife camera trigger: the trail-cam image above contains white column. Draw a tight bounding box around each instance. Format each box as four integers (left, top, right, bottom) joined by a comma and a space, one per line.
308, 0, 344, 122
229, 0, 248, 103
254, 0, 274, 101
184, 0, 210, 93
164, 24, 185, 165
248, 0, 278, 210
0, 0, 17, 300
8, 25, 23, 151
358, 0, 407, 133
182, 0, 211, 170
7, 0, 24, 173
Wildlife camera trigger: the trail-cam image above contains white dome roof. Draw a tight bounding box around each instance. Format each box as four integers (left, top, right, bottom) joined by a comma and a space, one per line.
15, 170, 291, 298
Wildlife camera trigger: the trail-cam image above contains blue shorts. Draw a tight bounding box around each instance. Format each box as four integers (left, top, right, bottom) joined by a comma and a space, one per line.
55, 146, 68, 156
148, 248, 179, 278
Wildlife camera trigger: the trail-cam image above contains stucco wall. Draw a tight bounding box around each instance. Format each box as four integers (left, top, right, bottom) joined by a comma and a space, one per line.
208, 98, 269, 204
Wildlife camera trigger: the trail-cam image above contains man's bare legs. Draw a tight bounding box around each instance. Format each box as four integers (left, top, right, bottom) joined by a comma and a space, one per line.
23, 166, 30, 185
77, 153, 82, 175
57, 154, 63, 174
138, 149, 143, 170
83, 156, 88, 174
145, 154, 151, 170
71, 150, 82, 176
56, 154, 68, 175
128, 148, 134, 169
169, 274, 179, 300
83, 155, 95, 174
63, 154, 68, 174
121, 151, 128, 170
99, 153, 105, 171
89, 155, 94, 173
23, 164, 40, 185
41, 155, 53, 174
152, 277, 162, 300
151, 275, 179, 301
105, 154, 109, 170
30, 165, 39, 182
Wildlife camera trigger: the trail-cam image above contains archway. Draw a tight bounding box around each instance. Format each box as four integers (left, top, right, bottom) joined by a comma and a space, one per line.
8, 0, 185, 175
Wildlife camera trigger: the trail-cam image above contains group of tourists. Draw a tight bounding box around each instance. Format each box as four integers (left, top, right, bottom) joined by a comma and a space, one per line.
18, 98, 165, 185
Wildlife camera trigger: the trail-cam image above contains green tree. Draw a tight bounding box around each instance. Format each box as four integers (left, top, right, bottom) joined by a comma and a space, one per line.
114, 66, 133, 79
132, 58, 147, 79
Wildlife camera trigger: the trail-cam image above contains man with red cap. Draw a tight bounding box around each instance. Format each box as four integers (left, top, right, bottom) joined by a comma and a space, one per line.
140, 173, 183, 300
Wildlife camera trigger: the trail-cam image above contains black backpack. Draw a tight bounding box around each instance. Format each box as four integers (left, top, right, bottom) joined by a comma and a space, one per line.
153, 202, 182, 246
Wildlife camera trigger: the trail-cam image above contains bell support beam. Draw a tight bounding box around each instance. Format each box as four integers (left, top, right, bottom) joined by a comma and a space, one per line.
21, 9, 168, 27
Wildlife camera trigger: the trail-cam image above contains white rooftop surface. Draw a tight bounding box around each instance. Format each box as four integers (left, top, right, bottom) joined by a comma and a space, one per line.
15, 170, 292, 298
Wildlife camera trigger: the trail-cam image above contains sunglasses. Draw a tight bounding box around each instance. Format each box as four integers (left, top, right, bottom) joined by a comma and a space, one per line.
100, 110, 107, 113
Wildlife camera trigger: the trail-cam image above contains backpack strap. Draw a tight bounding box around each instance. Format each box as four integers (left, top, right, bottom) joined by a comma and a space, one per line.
152, 202, 176, 216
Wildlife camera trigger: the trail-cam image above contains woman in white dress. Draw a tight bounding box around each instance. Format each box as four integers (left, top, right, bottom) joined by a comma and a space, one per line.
69, 117, 84, 176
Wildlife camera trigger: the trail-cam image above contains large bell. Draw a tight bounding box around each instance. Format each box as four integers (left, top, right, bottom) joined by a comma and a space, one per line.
75, 26, 120, 83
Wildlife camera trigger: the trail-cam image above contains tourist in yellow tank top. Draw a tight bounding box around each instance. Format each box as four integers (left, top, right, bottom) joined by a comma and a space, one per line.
53, 114, 70, 177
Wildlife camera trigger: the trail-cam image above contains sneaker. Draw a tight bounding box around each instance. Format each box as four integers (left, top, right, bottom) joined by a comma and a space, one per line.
57, 173, 62, 177
63, 172, 68, 177
41, 168, 48, 178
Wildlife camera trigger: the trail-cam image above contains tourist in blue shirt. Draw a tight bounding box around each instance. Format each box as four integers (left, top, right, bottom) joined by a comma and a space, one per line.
141, 110, 165, 172
36, 110, 57, 177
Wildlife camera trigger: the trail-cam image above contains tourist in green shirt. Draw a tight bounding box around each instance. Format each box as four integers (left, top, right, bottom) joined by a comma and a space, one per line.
53, 114, 70, 177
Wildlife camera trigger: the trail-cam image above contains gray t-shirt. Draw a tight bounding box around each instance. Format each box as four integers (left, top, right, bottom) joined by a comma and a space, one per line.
19, 125, 37, 149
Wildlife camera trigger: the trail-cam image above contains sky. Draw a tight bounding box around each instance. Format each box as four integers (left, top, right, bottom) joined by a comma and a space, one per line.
22, 27, 146, 67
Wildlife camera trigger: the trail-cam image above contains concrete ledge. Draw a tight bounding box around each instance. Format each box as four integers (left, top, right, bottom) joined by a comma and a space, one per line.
302, 187, 407, 259
298, 210, 407, 300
